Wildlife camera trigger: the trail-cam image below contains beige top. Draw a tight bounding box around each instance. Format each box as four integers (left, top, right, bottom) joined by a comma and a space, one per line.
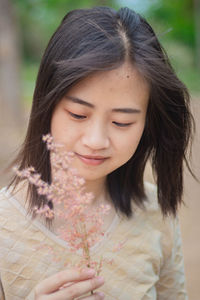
0, 182, 188, 300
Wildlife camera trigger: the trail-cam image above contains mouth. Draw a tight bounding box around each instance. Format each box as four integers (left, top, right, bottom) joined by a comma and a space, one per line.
75, 153, 108, 166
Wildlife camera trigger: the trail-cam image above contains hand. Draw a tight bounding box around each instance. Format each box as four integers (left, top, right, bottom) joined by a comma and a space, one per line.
34, 267, 105, 299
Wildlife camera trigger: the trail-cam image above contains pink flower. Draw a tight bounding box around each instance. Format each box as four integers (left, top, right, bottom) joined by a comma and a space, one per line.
15, 134, 113, 273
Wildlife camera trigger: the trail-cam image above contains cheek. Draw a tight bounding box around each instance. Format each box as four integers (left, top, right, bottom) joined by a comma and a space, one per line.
118, 124, 145, 158
51, 116, 74, 146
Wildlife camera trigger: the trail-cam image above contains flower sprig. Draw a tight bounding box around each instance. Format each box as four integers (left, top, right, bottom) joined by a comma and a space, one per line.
15, 134, 111, 273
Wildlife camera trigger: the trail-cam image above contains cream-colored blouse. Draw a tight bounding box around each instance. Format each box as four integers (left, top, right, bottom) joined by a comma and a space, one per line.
0, 182, 188, 300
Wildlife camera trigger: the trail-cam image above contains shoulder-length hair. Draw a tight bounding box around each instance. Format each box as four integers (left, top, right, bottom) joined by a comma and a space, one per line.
9, 6, 194, 218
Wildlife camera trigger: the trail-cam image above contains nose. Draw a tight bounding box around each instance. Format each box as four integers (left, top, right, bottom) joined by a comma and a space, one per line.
81, 121, 110, 150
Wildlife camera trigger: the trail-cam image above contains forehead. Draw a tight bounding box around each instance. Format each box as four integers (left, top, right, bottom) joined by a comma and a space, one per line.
66, 62, 150, 109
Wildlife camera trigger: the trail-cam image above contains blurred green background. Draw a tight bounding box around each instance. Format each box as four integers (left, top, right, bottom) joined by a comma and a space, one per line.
0, 0, 199, 127
13, 0, 200, 106
0, 1, 200, 299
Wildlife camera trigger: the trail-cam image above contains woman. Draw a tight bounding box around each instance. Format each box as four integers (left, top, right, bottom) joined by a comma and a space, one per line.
0, 6, 193, 299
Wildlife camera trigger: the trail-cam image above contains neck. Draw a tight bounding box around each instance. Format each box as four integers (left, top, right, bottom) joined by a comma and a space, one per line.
83, 177, 109, 207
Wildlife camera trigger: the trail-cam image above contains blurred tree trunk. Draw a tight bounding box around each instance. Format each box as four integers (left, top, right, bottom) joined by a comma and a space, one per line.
0, 0, 22, 127
194, 0, 200, 69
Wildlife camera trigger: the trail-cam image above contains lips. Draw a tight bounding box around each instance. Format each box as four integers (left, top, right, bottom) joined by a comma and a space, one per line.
78, 154, 107, 159
75, 153, 108, 166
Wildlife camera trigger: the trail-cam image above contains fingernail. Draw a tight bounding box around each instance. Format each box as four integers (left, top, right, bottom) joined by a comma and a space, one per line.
96, 276, 104, 284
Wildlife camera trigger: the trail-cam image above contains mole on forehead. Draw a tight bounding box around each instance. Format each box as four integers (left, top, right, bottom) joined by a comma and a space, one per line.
115, 71, 130, 78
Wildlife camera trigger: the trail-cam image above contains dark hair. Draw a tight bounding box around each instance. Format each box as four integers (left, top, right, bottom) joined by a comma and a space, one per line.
9, 6, 194, 218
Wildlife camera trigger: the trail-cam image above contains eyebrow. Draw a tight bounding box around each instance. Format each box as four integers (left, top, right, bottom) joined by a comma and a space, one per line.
65, 96, 141, 114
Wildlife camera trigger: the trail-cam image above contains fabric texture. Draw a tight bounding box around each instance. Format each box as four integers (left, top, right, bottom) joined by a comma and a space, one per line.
0, 182, 188, 300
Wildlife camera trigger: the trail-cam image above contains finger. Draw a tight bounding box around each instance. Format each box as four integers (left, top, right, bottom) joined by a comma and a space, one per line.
78, 291, 105, 300
48, 276, 104, 300
35, 268, 95, 295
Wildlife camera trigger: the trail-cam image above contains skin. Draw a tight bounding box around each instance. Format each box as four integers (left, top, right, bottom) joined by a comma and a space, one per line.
34, 267, 105, 299
51, 61, 149, 202
35, 62, 149, 299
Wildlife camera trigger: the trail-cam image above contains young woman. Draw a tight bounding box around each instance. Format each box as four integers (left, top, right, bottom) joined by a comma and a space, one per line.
0, 6, 194, 300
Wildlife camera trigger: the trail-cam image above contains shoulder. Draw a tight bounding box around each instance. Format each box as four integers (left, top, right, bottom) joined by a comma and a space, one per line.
130, 181, 160, 216
0, 187, 23, 269
142, 181, 176, 233
144, 181, 158, 210
0, 186, 24, 215
143, 181, 177, 230
0, 186, 31, 246
128, 181, 179, 257
113, 182, 180, 276
0, 187, 15, 219
0, 183, 29, 217
0, 186, 10, 202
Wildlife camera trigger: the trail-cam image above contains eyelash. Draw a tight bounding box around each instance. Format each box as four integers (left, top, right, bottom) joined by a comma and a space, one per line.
68, 112, 133, 127
113, 122, 133, 127
69, 112, 86, 119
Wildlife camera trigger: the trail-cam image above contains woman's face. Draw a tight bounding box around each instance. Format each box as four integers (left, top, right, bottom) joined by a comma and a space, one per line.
51, 62, 149, 183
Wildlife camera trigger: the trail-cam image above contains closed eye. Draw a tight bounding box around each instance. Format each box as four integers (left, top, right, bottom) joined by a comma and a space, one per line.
68, 112, 86, 119
68, 111, 133, 127
113, 122, 133, 127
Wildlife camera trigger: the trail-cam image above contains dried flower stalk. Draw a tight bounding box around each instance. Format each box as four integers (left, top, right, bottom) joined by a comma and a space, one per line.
15, 134, 111, 276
